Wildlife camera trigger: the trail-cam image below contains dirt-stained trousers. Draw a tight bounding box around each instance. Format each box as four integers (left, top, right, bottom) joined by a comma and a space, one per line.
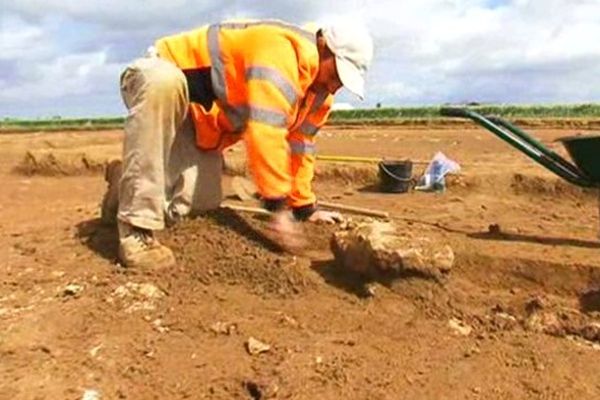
118, 54, 222, 231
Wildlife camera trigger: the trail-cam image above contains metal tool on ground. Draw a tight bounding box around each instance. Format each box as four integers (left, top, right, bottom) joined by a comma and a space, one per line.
222, 202, 388, 219
227, 177, 389, 219
317, 155, 380, 163
318, 155, 506, 168
317, 155, 429, 165
221, 203, 271, 216
318, 201, 389, 219
441, 107, 600, 236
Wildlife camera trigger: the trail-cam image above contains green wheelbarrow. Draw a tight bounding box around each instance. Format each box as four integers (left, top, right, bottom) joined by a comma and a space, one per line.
440, 107, 600, 188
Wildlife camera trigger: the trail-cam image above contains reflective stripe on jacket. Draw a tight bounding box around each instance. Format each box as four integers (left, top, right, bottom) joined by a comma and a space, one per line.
155, 20, 333, 207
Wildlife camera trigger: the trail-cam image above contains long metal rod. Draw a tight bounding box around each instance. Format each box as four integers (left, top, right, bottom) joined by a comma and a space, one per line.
440, 108, 594, 187
317, 155, 429, 165
222, 201, 389, 219
319, 201, 390, 219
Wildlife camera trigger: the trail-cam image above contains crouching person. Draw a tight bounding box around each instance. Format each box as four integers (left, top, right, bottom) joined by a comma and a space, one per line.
101, 19, 373, 269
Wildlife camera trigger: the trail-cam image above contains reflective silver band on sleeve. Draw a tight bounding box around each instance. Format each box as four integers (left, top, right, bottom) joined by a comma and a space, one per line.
288, 139, 316, 155
246, 66, 299, 108
298, 121, 319, 136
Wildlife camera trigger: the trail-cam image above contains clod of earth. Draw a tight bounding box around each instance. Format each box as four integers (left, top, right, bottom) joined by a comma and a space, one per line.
330, 221, 454, 281
113, 282, 165, 300
523, 296, 600, 343
246, 337, 271, 356
108, 282, 165, 313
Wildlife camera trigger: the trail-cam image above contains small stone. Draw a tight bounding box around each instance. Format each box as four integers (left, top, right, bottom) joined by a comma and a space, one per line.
525, 296, 546, 315
63, 283, 83, 297
81, 389, 100, 400
210, 321, 237, 335
246, 337, 271, 356
113, 282, 164, 299
534, 361, 545, 372
449, 318, 472, 336
492, 312, 518, 331
136, 283, 165, 299
89, 344, 103, 358
463, 346, 481, 358
365, 284, 377, 297
152, 319, 169, 333
279, 314, 299, 327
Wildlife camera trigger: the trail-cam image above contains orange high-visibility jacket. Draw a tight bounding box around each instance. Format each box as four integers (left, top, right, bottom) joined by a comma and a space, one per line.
155, 20, 334, 208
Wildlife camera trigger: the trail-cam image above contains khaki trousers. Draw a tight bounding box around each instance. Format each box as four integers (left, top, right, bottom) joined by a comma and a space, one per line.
118, 56, 222, 231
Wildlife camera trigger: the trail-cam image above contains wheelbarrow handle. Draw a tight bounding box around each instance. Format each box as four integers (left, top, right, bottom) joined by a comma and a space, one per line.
439, 107, 595, 188
439, 107, 471, 118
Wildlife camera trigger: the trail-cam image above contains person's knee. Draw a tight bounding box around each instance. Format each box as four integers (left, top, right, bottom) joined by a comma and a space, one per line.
147, 72, 185, 98
139, 60, 186, 98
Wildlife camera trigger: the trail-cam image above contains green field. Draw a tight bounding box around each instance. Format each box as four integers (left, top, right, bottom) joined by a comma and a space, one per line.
329, 104, 600, 121
2, 104, 600, 132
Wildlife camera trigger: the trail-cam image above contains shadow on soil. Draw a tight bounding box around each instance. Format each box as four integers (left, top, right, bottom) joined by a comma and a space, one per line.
311, 258, 444, 298
357, 183, 381, 193
357, 183, 416, 194
310, 259, 372, 298
580, 288, 600, 313
468, 231, 600, 249
75, 218, 119, 262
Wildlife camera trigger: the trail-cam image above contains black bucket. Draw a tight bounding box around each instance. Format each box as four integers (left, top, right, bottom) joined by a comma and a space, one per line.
378, 160, 413, 193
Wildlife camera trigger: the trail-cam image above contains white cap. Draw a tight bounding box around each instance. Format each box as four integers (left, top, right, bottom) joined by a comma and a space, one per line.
321, 21, 373, 100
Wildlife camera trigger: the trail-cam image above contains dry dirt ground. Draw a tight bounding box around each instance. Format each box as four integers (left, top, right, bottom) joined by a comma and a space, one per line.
1, 124, 600, 400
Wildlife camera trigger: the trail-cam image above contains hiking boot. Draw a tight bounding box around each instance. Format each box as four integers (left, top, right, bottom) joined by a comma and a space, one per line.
118, 221, 176, 270
100, 159, 123, 226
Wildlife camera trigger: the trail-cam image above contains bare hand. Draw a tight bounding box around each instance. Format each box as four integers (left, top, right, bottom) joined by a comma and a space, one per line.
266, 211, 306, 253
308, 210, 345, 224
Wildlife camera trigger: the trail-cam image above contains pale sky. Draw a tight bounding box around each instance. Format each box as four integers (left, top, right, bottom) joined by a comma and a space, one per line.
1, 0, 599, 118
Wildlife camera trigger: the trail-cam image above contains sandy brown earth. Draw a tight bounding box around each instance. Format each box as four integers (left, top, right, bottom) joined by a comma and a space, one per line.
1, 124, 600, 399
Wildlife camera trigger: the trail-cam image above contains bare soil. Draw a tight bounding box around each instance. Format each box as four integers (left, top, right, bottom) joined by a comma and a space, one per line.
1, 124, 600, 399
